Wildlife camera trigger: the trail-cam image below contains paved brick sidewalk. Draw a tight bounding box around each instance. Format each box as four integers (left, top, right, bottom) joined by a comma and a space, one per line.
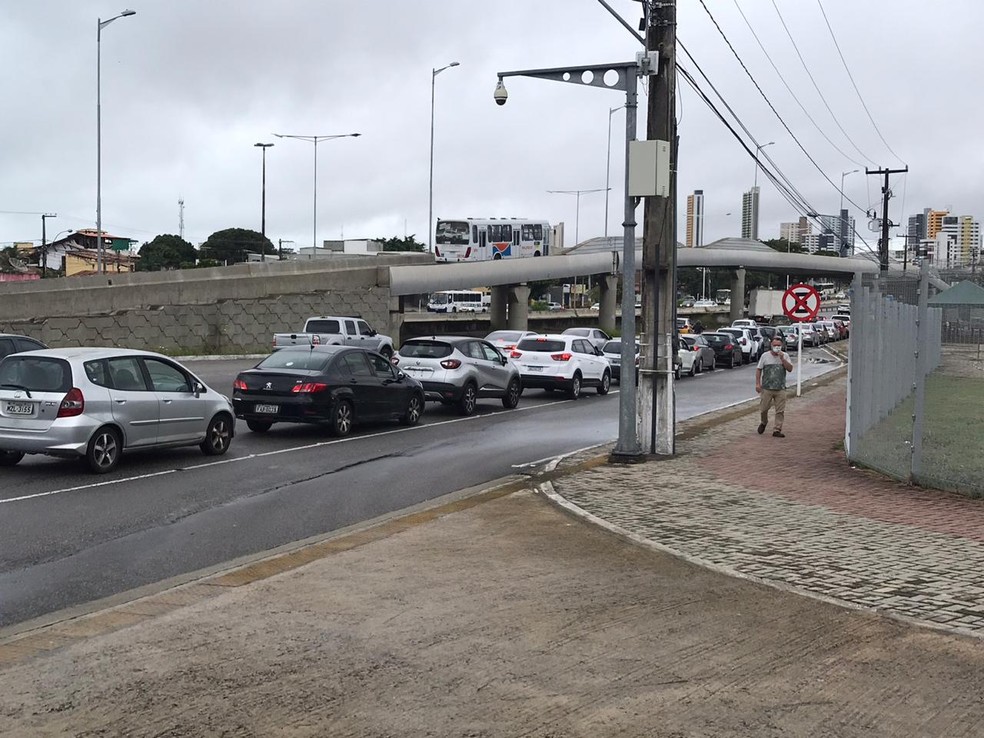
550, 376, 984, 638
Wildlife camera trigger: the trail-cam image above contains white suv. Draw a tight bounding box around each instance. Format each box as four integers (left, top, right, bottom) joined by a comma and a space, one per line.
511, 334, 611, 399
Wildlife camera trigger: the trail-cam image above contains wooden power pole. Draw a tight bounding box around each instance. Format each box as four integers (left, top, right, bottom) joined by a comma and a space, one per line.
638, 0, 677, 455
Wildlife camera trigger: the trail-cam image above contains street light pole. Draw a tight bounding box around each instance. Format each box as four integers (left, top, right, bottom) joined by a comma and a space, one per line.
752, 140, 775, 190
547, 188, 607, 245
497, 54, 656, 460
96, 8, 136, 275
604, 105, 625, 238
839, 168, 859, 256
254, 143, 274, 260
40, 213, 56, 278
429, 62, 460, 253
273, 132, 361, 250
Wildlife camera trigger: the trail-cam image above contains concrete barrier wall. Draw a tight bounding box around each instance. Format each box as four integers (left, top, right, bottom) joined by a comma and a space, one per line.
0, 255, 430, 355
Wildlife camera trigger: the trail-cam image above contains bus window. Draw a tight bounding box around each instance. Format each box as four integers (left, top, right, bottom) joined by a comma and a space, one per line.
472, 225, 478, 242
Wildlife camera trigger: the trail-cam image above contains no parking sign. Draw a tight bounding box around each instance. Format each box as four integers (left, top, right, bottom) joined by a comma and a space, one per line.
782, 283, 821, 323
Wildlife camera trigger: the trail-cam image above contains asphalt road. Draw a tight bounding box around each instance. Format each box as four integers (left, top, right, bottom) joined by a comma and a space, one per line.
0, 346, 843, 627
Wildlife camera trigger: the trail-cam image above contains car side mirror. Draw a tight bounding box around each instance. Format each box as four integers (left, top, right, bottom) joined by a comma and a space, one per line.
397, 371, 406, 381
595, 347, 604, 356
193, 381, 204, 398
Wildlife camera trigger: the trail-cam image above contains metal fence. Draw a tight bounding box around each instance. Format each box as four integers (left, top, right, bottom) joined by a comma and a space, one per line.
847, 267, 984, 498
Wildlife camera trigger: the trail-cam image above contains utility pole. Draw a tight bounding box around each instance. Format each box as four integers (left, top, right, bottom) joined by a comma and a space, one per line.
40, 213, 57, 278
866, 166, 907, 271
638, 0, 677, 456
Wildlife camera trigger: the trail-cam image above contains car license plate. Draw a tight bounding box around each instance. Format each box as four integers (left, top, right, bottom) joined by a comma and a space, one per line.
4, 401, 33, 415
255, 404, 279, 414
525, 365, 543, 372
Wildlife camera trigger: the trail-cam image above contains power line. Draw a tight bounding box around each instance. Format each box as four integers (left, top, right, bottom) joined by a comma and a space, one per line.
729, 0, 865, 169
768, 0, 878, 166
815, 0, 907, 166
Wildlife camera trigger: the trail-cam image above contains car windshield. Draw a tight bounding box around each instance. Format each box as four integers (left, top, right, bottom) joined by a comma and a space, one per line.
257, 351, 332, 371
562, 328, 590, 337
602, 341, 621, 353
703, 334, 728, 344
399, 340, 453, 359
517, 338, 566, 353
0, 356, 72, 392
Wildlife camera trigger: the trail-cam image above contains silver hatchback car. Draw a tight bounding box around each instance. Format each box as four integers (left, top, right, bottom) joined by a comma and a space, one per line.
0, 348, 234, 473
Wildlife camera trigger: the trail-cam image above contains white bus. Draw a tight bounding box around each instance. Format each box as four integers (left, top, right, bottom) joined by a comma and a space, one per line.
426, 290, 490, 313
434, 218, 552, 263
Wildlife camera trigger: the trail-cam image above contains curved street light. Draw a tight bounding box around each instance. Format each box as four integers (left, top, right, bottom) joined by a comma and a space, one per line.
254, 143, 274, 258
429, 62, 460, 253
96, 8, 136, 274
839, 169, 860, 256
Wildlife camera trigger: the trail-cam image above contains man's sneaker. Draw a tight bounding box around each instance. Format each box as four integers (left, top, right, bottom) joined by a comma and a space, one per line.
757, 423, 766, 434
773, 430, 785, 438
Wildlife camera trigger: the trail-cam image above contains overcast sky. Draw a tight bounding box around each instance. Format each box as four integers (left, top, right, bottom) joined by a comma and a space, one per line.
1, 1, 977, 259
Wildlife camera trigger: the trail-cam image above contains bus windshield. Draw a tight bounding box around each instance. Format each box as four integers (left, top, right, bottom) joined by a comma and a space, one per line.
436, 221, 469, 245
428, 292, 449, 305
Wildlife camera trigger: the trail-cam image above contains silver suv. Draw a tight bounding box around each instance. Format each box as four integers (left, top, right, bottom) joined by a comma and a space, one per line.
392, 336, 522, 416
0, 348, 234, 473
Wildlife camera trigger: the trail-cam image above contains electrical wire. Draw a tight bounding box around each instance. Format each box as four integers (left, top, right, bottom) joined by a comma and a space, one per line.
769, 0, 878, 167
816, 0, 907, 165
729, 0, 865, 169
689, 4, 869, 214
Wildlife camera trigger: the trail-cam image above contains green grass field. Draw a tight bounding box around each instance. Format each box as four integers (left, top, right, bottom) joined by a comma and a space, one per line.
854, 373, 984, 498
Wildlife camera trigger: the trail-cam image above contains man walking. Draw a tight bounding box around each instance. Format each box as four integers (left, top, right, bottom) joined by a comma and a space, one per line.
756, 334, 794, 437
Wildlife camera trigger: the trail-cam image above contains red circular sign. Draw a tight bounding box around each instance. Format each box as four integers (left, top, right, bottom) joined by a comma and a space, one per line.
782, 283, 821, 322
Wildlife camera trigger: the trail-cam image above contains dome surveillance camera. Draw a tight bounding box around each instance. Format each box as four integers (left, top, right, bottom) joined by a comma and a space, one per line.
493, 80, 508, 106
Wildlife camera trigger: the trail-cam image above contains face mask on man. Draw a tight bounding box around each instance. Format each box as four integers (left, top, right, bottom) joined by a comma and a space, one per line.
771, 343, 782, 354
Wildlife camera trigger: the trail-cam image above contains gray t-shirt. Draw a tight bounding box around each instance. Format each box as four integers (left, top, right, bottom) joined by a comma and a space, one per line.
757, 350, 789, 390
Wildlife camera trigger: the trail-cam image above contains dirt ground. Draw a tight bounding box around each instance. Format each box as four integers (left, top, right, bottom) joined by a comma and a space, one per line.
1, 490, 983, 737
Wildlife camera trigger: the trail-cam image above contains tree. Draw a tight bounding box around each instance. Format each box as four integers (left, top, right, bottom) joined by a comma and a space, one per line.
137, 234, 197, 271
762, 238, 805, 255
378, 235, 425, 252
199, 228, 275, 264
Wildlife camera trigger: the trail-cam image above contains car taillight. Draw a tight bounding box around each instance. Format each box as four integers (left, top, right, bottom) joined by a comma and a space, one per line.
511, 351, 522, 359
311, 334, 321, 345
391, 356, 400, 365
551, 352, 573, 361
233, 378, 248, 391
440, 359, 462, 369
57, 388, 84, 418
724, 344, 734, 350
692, 346, 700, 351
292, 382, 328, 394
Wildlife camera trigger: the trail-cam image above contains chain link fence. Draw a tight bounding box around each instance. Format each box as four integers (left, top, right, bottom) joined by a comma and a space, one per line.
847, 268, 984, 498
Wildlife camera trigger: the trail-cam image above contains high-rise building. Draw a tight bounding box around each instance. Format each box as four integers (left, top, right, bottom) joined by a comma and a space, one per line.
935, 215, 981, 267
685, 190, 704, 248
801, 232, 821, 253
926, 208, 949, 240
741, 186, 760, 240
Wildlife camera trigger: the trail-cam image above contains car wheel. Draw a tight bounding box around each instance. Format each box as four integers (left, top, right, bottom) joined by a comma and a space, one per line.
501, 378, 521, 409
458, 383, 478, 416
400, 393, 423, 426
330, 399, 354, 437
731, 353, 738, 369
597, 370, 611, 395
379, 345, 393, 360
85, 427, 122, 474
200, 413, 233, 456
0, 450, 24, 467
568, 373, 582, 399
247, 419, 273, 433
674, 365, 681, 380
689, 359, 697, 377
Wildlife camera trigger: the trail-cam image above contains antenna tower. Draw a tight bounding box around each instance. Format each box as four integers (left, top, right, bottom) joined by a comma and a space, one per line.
178, 198, 185, 240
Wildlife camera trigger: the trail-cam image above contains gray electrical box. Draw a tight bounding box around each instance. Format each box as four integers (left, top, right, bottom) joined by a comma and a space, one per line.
628, 139, 671, 197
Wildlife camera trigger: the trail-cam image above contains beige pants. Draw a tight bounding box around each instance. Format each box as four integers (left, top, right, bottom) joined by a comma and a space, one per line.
760, 389, 786, 431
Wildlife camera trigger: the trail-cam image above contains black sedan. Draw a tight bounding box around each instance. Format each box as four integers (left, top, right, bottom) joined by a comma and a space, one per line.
700, 332, 744, 369
232, 346, 425, 436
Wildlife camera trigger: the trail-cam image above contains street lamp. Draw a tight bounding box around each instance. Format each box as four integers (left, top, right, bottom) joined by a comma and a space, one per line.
605, 105, 626, 238
96, 8, 136, 275
254, 143, 274, 259
496, 53, 656, 460
839, 169, 859, 256
429, 61, 460, 253
752, 140, 775, 190
547, 188, 607, 246
273, 132, 361, 250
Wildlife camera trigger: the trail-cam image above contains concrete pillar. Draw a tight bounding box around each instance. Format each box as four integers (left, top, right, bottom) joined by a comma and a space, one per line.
598, 274, 617, 335
489, 286, 508, 331
506, 283, 530, 330
730, 267, 746, 322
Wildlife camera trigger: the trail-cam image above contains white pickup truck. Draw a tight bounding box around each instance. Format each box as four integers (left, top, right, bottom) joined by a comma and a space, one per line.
272, 316, 395, 357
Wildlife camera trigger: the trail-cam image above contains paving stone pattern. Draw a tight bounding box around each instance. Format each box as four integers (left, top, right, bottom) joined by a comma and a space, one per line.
552, 379, 984, 638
